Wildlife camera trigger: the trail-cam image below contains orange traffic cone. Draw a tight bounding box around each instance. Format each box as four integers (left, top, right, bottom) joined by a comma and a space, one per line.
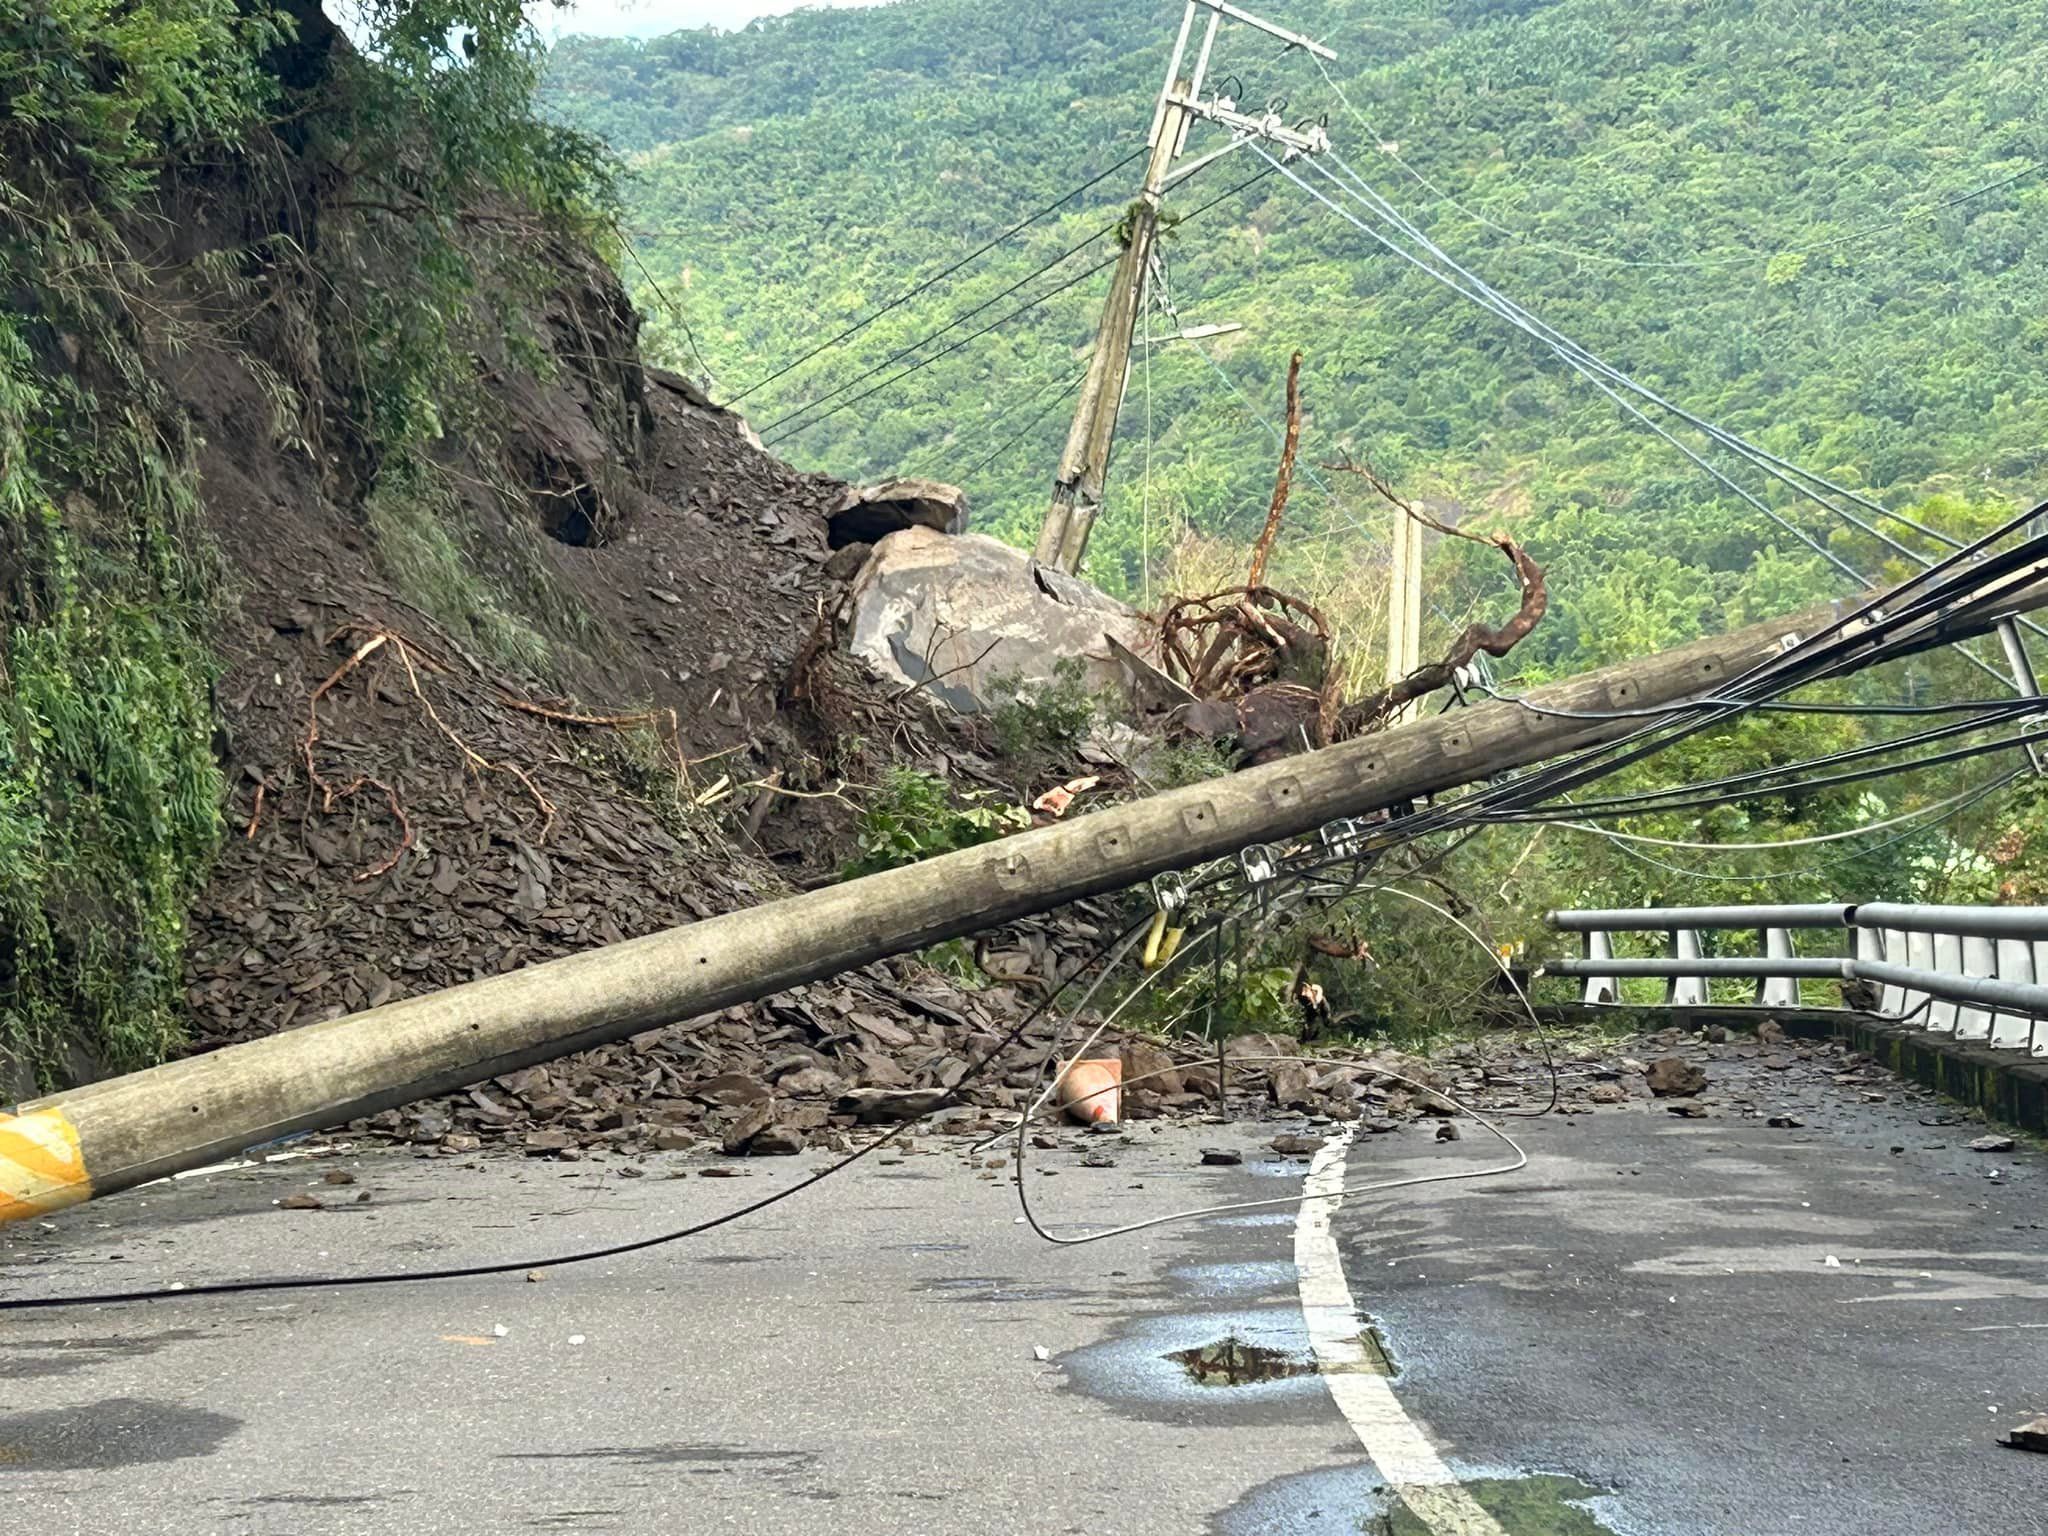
1057, 1058, 1122, 1125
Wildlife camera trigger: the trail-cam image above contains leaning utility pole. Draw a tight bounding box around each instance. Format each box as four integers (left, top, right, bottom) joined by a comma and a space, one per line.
1383, 501, 1425, 724
1034, 0, 1334, 574
9, 560, 2047, 1222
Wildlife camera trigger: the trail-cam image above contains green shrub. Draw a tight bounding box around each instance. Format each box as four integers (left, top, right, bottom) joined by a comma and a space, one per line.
988, 657, 1102, 762
845, 767, 1028, 877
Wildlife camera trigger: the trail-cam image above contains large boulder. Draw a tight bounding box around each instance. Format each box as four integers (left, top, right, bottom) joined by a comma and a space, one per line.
827, 478, 968, 548
840, 526, 1153, 711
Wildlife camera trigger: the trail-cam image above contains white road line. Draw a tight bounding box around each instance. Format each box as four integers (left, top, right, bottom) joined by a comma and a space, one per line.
1295, 1129, 1508, 1536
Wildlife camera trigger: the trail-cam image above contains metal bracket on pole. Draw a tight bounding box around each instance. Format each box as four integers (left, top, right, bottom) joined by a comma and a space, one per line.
1188, 0, 1336, 60
1179, 95, 1329, 155
1151, 870, 1189, 915
1237, 843, 1279, 910
1319, 817, 1366, 861
1144, 871, 1191, 971
1038, 1, 1334, 575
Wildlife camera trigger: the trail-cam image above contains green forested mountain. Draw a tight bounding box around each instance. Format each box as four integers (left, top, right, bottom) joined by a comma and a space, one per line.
544, 0, 2047, 909
546, 0, 2043, 657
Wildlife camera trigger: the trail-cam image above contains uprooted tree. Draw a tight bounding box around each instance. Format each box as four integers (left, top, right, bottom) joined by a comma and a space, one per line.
1150, 352, 1549, 768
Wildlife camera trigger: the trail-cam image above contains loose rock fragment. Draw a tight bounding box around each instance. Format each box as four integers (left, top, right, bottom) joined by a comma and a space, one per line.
1269, 1134, 1326, 1156
1646, 1057, 1707, 1097
748, 1124, 805, 1156
1999, 1415, 2048, 1453
836, 1088, 948, 1124
1200, 1147, 1244, 1166
1970, 1134, 2017, 1153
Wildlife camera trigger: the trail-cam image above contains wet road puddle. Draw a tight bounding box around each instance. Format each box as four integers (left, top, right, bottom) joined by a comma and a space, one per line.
1221, 1464, 1621, 1536
1369, 1474, 1617, 1535
1168, 1335, 1316, 1386
1166, 1322, 1396, 1387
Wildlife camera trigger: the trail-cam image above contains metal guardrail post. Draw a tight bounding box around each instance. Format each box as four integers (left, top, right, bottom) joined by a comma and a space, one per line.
1958, 934, 1999, 1041
1582, 930, 1619, 1006
1853, 927, 1893, 1012
2034, 940, 2048, 1055
1669, 929, 1709, 1007
1903, 931, 1936, 1021
1930, 932, 1965, 1032
1758, 927, 1802, 1008
1991, 936, 2034, 1049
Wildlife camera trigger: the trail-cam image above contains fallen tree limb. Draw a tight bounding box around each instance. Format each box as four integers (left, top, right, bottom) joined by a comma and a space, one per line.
1325, 458, 1548, 736
1246, 350, 1303, 591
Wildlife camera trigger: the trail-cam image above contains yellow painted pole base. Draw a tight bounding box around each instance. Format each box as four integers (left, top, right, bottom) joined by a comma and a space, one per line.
0, 1108, 92, 1224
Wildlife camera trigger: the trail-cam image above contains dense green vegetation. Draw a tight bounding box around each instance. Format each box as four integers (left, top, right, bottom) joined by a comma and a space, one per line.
2, 0, 2040, 1078
547, 0, 2043, 607
0, 0, 612, 1078
546, 0, 2047, 1009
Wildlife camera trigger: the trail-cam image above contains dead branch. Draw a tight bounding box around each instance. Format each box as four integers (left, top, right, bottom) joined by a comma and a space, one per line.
1246, 350, 1303, 591
302, 633, 413, 881
742, 768, 784, 843
890, 616, 1002, 704
299, 624, 564, 880
353, 778, 413, 881
494, 692, 690, 783
390, 639, 556, 839
1324, 457, 1548, 736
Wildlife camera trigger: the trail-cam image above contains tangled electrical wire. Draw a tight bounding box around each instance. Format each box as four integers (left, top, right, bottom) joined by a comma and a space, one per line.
6, 508, 2043, 1311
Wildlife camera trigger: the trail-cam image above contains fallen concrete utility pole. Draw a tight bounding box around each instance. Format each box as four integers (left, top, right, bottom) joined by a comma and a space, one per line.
5, 571, 2045, 1222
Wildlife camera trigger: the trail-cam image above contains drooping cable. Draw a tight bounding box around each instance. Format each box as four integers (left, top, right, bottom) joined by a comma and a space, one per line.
761, 162, 1278, 448
1011, 882, 1549, 1246
722, 147, 1147, 406
1304, 144, 2048, 663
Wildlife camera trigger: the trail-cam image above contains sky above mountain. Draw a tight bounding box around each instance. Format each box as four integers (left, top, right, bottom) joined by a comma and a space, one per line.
529, 0, 891, 40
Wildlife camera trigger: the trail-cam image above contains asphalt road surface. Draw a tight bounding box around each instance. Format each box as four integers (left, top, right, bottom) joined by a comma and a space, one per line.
3, 1058, 2042, 1535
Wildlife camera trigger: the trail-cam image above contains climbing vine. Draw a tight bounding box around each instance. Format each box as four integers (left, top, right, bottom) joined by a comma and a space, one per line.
0, 0, 619, 1082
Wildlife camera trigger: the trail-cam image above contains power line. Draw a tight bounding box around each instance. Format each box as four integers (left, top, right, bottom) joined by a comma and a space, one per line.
720, 147, 1148, 406
1557, 772, 2014, 851
958, 373, 1086, 483
906, 365, 1082, 481
1564, 768, 2022, 884
763, 253, 1119, 447
1315, 148, 2024, 575
1373, 507, 2048, 860
1268, 145, 2026, 687
759, 221, 1122, 440
1520, 728, 2039, 823
762, 163, 1280, 450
